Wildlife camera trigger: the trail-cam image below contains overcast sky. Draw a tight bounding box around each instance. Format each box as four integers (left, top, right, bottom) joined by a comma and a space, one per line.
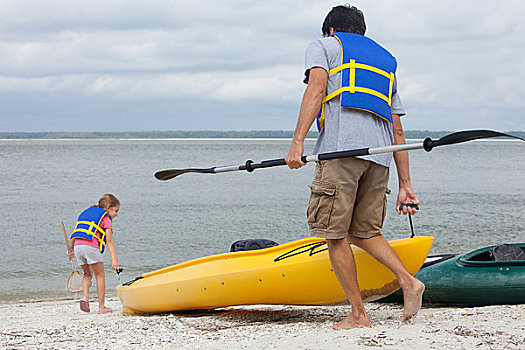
0, 0, 524, 132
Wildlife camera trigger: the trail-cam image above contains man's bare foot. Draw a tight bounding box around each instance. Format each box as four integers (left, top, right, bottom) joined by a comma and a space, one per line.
332, 313, 372, 330
401, 278, 425, 321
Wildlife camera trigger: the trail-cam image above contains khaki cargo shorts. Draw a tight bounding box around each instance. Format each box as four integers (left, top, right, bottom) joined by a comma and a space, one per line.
307, 157, 390, 240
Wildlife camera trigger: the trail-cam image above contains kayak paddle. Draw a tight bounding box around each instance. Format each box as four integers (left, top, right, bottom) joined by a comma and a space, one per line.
154, 129, 524, 181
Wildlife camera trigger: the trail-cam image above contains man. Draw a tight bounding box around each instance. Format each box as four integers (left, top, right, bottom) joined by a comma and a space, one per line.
285, 5, 424, 330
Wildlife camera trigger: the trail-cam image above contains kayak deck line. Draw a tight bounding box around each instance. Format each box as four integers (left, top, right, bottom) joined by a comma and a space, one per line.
140, 237, 331, 280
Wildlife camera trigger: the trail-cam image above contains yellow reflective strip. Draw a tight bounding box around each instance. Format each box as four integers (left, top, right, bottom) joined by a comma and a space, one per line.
324, 86, 389, 104
91, 232, 105, 252
354, 86, 389, 103
72, 220, 106, 251
92, 234, 104, 244
73, 229, 95, 237
349, 60, 356, 93
355, 62, 391, 79
76, 221, 92, 225
329, 62, 392, 79
95, 224, 106, 252
74, 221, 102, 232
318, 104, 325, 130
329, 35, 344, 77
388, 72, 394, 106
328, 63, 391, 78
72, 223, 80, 234
328, 65, 344, 76
322, 89, 341, 103
91, 223, 106, 235
75, 221, 105, 235
72, 228, 105, 243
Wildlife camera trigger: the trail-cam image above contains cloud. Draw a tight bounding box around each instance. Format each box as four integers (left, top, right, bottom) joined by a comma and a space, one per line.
0, 0, 524, 131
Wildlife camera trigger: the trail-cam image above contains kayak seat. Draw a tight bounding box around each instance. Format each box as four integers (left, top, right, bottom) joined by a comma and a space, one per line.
468, 251, 492, 262
230, 239, 279, 252
491, 244, 525, 261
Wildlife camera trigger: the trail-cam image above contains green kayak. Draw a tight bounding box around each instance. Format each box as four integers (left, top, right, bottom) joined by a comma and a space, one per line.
381, 243, 525, 306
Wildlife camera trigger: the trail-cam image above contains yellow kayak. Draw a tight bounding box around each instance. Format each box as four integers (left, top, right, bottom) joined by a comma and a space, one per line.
117, 236, 433, 314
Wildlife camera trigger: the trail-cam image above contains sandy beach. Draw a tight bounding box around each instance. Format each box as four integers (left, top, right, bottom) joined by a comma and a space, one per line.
1, 297, 523, 349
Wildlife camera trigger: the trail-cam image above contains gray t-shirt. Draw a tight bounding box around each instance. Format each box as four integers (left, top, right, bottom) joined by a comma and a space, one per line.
305, 36, 406, 168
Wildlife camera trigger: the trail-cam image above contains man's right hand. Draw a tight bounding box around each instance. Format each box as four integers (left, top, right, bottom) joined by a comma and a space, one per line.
285, 67, 328, 170
285, 141, 306, 169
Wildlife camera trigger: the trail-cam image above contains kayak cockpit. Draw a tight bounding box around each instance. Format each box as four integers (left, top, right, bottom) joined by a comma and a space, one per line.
459, 243, 525, 267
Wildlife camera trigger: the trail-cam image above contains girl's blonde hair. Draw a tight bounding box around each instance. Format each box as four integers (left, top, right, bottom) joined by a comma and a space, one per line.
97, 193, 120, 209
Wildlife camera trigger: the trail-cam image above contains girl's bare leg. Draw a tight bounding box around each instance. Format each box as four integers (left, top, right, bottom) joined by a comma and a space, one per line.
91, 263, 111, 313
79, 264, 92, 302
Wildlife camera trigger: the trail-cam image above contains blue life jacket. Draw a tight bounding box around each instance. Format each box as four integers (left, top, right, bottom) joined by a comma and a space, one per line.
70, 206, 110, 253
316, 32, 397, 131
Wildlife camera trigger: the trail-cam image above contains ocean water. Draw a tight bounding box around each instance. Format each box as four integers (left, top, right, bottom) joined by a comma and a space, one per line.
0, 138, 524, 302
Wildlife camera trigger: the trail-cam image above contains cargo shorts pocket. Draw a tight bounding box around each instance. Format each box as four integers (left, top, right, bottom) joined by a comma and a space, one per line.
307, 181, 337, 230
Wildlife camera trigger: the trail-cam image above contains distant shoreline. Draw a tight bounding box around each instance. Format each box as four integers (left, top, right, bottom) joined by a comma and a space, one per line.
0, 138, 318, 142
1, 130, 524, 140
0, 138, 522, 143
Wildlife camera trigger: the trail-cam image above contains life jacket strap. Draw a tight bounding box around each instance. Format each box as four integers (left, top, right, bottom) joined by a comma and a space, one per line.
324, 60, 394, 106
72, 220, 107, 251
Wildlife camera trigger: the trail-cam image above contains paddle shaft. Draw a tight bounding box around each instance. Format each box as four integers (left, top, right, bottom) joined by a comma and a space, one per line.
216, 142, 423, 173
154, 130, 524, 180
155, 143, 424, 180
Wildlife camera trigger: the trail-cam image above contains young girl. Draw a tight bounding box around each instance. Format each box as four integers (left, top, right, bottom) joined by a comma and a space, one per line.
66, 194, 120, 314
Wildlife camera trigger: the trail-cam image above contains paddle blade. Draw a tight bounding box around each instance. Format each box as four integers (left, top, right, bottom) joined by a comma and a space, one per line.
154, 167, 217, 181
155, 169, 188, 181
424, 130, 524, 151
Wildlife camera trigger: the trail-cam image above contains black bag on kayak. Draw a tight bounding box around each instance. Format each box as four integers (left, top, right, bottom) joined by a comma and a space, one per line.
491, 244, 525, 261
230, 239, 278, 252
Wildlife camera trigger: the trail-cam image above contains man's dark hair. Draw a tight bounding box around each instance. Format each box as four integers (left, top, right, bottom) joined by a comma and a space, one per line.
321, 4, 366, 36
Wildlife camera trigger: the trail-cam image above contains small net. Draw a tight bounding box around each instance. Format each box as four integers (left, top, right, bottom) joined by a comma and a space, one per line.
67, 261, 83, 294
63, 220, 83, 296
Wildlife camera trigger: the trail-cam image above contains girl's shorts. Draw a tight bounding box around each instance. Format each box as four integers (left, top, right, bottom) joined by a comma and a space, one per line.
74, 245, 104, 265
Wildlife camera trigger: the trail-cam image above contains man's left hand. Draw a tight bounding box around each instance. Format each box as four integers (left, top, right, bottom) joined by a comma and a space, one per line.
396, 187, 419, 215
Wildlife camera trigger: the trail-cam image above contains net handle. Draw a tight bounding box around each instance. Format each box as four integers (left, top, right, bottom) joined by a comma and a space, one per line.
62, 220, 72, 253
